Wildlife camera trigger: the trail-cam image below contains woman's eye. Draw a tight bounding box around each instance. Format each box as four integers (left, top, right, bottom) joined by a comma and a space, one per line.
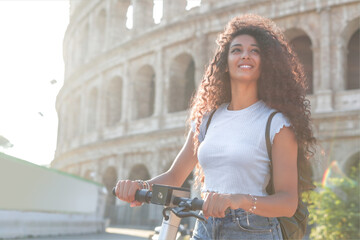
231, 48, 241, 53
251, 49, 260, 53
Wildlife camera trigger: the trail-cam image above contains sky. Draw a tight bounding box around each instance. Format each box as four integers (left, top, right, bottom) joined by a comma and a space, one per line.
0, 0, 69, 166
0, 0, 201, 167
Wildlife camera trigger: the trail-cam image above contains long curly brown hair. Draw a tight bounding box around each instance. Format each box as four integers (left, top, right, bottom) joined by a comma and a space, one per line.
189, 14, 316, 195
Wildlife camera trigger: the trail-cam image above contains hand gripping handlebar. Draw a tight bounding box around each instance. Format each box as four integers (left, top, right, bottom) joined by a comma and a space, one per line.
112, 184, 206, 222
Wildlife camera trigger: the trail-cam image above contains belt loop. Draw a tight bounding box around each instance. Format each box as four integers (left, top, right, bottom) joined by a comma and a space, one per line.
231, 209, 236, 223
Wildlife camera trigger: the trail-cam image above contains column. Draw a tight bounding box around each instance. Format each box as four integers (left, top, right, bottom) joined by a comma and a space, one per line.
87, 13, 96, 59
132, 0, 154, 32
154, 47, 164, 117
109, 0, 130, 46
315, 7, 333, 113
122, 61, 131, 133
97, 73, 106, 139
199, 0, 217, 12
122, 62, 130, 121
104, 1, 112, 51
162, 0, 187, 23
334, 40, 347, 91
193, 31, 208, 86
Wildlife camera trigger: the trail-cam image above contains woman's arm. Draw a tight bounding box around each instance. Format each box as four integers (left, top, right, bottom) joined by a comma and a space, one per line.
147, 130, 198, 187
202, 126, 298, 218
115, 130, 198, 204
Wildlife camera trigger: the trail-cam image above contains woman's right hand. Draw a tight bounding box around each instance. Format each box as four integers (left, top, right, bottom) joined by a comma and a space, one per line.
115, 180, 143, 207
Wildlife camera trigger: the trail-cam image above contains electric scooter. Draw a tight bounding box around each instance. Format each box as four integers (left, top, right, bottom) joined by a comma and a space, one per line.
112, 184, 205, 240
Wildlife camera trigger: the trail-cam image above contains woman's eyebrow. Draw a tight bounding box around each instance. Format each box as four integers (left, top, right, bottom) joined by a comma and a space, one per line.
230, 43, 259, 48
230, 43, 242, 48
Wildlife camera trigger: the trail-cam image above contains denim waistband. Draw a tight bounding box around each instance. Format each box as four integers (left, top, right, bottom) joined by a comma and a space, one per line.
223, 208, 249, 223
225, 208, 248, 216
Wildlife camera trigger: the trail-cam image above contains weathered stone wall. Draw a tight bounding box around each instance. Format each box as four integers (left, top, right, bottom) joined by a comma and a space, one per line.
53, 0, 360, 226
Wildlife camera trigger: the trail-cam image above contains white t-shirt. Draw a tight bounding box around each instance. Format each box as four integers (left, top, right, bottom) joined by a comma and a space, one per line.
192, 100, 291, 196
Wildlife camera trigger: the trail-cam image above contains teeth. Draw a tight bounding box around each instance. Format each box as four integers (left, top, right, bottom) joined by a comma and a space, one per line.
239, 65, 252, 69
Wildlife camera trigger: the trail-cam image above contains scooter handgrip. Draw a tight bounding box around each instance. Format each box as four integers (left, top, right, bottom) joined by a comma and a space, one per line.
135, 189, 152, 203
191, 198, 204, 210
112, 187, 116, 196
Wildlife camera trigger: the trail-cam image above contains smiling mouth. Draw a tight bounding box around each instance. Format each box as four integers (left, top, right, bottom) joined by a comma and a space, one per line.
238, 65, 253, 69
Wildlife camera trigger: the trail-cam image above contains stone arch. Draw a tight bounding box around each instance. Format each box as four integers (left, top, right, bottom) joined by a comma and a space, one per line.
128, 164, 151, 180
346, 29, 359, 90
343, 152, 360, 177
87, 87, 98, 132
106, 76, 123, 127
133, 65, 155, 119
341, 17, 360, 50
168, 53, 196, 112
95, 9, 107, 54
337, 17, 360, 90
285, 29, 314, 94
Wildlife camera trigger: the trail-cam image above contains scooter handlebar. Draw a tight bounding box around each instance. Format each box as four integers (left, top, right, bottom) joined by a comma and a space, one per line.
135, 189, 152, 203
112, 187, 203, 210
112, 187, 152, 203
190, 197, 203, 211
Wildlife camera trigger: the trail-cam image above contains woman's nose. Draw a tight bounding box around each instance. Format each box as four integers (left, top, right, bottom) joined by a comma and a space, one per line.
241, 51, 250, 59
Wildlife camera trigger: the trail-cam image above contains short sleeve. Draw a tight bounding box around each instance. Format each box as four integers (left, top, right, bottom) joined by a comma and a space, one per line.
270, 112, 291, 144
191, 120, 196, 133
191, 113, 211, 143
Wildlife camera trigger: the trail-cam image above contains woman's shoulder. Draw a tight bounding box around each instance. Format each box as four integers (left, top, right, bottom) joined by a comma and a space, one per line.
205, 103, 229, 118
260, 102, 289, 121
262, 106, 292, 143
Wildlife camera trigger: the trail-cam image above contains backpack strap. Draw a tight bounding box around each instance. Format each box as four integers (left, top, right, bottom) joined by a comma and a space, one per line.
265, 111, 279, 161
265, 111, 279, 195
205, 109, 216, 136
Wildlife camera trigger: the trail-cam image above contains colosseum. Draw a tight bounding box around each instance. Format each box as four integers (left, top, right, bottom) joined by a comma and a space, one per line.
52, 0, 360, 226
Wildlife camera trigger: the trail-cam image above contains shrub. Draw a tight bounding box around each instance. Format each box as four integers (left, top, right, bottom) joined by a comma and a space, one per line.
306, 162, 359, 240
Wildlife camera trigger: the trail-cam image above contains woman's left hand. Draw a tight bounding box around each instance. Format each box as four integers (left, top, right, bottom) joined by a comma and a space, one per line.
202, 192, 238, 219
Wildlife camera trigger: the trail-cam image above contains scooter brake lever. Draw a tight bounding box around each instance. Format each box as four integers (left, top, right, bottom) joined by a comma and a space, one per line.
171, 207, 207, 223
162, 207, 172, 221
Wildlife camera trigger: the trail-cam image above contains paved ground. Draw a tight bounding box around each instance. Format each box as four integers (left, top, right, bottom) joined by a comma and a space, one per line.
20, 227, 154, 240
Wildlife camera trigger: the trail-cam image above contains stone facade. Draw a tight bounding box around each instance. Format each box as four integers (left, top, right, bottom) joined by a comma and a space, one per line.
53, 0, 360, 226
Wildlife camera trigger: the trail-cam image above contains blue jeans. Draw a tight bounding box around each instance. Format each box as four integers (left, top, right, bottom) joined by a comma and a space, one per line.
191, 209, 283, 240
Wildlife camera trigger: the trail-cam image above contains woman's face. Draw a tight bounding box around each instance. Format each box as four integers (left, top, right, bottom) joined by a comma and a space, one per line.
227, 34, 261, 83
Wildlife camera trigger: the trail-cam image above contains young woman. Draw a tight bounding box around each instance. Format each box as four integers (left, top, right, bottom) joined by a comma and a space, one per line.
115, 14, 316, 239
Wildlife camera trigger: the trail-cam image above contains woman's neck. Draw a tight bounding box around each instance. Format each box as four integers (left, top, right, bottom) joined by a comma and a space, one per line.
228, 82, 258, 110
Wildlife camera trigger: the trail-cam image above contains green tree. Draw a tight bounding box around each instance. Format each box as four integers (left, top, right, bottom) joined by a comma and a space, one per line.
306, 162, 360, 240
